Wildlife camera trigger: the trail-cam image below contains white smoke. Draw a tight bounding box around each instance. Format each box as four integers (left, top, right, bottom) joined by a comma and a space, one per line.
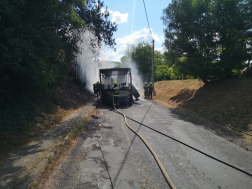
121, 58, 143, 89
75, 31, 143, 92
98, 60, 118, 69
76, 31, 118, 92
76, 31, 99, 92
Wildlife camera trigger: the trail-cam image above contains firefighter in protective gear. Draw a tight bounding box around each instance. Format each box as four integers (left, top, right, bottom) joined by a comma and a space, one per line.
143, 82, 149, 99
148, 82, 153, 99
112, 81, 119, 106
93, 82, 98, 96
96, 81, 100, 96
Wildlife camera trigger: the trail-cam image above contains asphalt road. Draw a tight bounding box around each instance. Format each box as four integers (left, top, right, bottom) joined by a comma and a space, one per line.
42, 97, 252, 189
119, 98, 252, 189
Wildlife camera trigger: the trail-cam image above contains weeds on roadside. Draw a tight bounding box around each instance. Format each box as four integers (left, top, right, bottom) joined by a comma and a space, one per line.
28, 117, 88, 189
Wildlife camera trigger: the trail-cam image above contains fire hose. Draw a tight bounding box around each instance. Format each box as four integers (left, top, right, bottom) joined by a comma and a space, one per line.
113, 96, 176, 189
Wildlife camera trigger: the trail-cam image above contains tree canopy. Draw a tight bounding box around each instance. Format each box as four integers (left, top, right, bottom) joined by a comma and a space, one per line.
120, 42, 184, 82
78, 0, 117, 50
0, 0, 117, 92
162, 0, 252, 83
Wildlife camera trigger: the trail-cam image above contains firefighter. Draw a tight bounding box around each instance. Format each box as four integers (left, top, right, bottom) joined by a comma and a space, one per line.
112, 81, 119, 106
93, 82, 98, 96
143, 82, 149, 99
96, 81, 100, 96
148, 82, 153, 99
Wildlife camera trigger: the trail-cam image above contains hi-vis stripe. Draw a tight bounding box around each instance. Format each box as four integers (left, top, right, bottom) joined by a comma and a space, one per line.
114, 87, 119, 89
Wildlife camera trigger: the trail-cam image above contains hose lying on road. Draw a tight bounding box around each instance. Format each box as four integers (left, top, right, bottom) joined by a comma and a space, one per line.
154, 98, 252, 137
121, 114, 252, 178
113, 97, 176, 189
103, 96, 252, 179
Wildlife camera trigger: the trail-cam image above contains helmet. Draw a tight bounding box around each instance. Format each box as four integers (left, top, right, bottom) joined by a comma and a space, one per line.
149, 82, 152, 85
113, 81, 117, 85
97, 81, 99, 83
145, 82, 147, 85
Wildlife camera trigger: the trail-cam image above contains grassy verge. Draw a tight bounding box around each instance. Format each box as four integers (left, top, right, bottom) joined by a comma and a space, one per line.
154, 78, 252, 135
28, 111, 93, 189
0, 90, 68, 163
0, 80, 92, 164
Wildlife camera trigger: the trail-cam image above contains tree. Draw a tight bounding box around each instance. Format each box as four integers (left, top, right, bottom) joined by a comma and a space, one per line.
125, 44, 136, 58
0, 0, 87, 91
120, 42, 187, 81
213, 0, 248, 77
120, 44, 136, 67
162, 0, 251, 83
155, 65, 170, 81
78, 0, 117, 51
154, 51, 164, 66
132, 42, 153, 81
0, 0, 118, 93
154, 51, 173, 81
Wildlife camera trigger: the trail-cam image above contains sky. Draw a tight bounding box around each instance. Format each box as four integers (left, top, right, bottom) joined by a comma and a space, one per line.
98, 0, 172, 62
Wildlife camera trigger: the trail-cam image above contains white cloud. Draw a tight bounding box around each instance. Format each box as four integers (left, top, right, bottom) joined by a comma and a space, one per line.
155, 47, 167, 53
101, 8, 113, 14
108, 9, 113, 14
116, 28, 161, 45
99, 29, 162, 62
155, 47, 164, 52
99, 45, 126, 62
101, 8, 105, 14
100, 47, 124, 61
111, 11, 128, 24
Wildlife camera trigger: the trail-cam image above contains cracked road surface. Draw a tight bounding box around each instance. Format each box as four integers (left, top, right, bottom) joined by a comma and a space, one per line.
41, 98, 252, 189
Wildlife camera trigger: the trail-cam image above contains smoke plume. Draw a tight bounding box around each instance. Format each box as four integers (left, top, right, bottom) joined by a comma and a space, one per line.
75, 31, 99, 92
75, 31, 143, 92
121, 58, 143, 89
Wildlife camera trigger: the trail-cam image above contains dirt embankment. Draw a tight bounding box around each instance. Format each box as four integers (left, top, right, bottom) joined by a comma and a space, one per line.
55, 80, 93, 110
154, 78, 252, 137
0, 80, 94, 163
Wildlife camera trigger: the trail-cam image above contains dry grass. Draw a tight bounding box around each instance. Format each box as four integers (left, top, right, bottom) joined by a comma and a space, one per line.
154, 78, 252, 134
29, 108, 75, 138
155, 80, 204, 106
28, 110, 94, 189
0, 107, 73, 164
0, 80, 93, 164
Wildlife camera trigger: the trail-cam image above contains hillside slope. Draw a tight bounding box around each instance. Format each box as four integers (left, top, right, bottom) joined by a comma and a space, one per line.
155, 78, 252, 134
0, 80, 93, 163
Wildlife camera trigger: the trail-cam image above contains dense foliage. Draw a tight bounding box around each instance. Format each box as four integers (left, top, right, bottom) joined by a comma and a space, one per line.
120, 42, 184, 82
0, 0, 117, 93
120, 43, 152, 81
162, 0, 252, 83
78, 0, 117, 50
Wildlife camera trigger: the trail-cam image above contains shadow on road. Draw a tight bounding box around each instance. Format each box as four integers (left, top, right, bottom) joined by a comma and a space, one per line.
169, 106, 246, 141
111, 102, 154, 186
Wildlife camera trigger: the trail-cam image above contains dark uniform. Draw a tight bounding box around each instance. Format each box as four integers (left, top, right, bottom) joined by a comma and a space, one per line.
144, 83, 149, 99
96, 82, 100, 96
93, 83, 98, 96
93, 81, 100, 96
112, 83, 119, 106
148, 83, 153, 99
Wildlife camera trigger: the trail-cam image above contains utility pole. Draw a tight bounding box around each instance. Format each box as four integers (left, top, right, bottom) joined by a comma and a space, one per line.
152, 39, 156, 96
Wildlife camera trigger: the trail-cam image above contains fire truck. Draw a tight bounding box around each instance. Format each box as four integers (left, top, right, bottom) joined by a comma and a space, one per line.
99, 67, 139, 104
